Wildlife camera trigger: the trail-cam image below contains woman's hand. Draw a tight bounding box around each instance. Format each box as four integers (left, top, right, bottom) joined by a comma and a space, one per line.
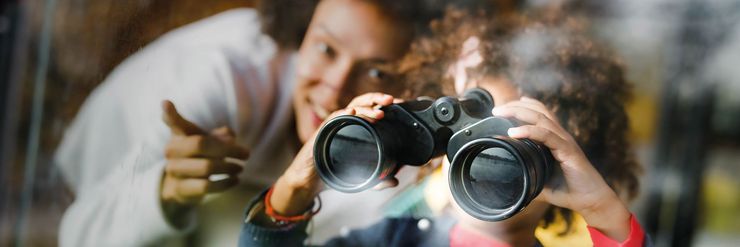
159, 101, 249, 225
492, 97, 631, 241
270, 93, 397, 216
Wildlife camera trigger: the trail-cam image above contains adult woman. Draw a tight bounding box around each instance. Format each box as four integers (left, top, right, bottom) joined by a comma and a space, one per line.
238, 9, 648, 246
55, 0, 436, 245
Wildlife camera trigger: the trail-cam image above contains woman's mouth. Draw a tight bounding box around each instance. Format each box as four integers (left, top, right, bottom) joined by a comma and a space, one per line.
308, 100, 330, 127
310, 109, 322, 127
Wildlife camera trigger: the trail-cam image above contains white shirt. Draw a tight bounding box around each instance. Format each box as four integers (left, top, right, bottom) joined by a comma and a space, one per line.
56, 8, 419, 246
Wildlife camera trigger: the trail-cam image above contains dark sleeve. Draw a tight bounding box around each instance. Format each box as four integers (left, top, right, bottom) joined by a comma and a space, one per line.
324, 218, 430, 247
238, 190, 431, 247
238, 189, 310, 247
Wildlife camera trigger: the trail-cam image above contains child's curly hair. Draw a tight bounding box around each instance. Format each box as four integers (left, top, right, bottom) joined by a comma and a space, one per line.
395, 8, 642, 234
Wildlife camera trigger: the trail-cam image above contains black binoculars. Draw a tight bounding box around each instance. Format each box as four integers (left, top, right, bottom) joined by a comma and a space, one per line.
313, 89, 555, 221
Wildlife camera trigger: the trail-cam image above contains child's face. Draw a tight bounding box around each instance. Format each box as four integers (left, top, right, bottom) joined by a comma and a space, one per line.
468, 76, 520, 107
449, 76, 553, 232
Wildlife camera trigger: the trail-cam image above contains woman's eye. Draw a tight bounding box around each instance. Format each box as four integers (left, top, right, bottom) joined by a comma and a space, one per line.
316, 42, 335, 58
367, 68, 388, 81
367, 68, 385, 80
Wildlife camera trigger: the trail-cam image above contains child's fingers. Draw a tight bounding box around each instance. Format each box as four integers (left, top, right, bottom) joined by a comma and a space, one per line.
493, 99, 558, 124
493, 101, 557, 123
520, 97, 558, 120
507, 125, 575, 161
493, 105, 570, 141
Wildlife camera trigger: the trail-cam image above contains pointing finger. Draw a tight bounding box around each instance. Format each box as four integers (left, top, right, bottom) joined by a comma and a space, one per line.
162, 100, 205, 136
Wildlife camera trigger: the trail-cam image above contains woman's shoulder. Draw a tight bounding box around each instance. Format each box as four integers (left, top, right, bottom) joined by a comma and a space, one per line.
101, 7, 282, 101
122, 8, 279, 75
155, 8, 269, 51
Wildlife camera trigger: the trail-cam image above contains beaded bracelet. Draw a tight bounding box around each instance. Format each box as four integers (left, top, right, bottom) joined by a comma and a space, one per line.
263, 186, 322, 226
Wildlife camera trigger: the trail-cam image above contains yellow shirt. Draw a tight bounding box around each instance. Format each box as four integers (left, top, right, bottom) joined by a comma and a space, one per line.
423, 166, 592, 246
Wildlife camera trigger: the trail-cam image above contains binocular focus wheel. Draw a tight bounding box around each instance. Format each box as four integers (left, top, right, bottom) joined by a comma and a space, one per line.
462, 88, 495, 111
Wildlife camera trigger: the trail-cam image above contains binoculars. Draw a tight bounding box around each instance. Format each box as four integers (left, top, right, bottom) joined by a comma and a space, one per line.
313, 89, 555, 221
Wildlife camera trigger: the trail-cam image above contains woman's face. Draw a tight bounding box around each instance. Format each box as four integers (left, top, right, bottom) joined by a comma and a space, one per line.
293, 0, 412, 142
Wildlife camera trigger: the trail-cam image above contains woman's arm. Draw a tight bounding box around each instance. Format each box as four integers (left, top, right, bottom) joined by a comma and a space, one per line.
56, 46, 254, 245
239, 189, 442, 247
239, 93, 397, 246
268, 93, 396, 216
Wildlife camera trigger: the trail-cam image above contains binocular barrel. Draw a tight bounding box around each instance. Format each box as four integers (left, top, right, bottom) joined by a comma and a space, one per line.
313, 88, 555, 221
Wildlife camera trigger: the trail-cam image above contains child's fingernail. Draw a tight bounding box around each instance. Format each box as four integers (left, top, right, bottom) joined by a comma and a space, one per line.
522, 96, 538, 102
492, 107, 504, 116
508, 127, 523, 137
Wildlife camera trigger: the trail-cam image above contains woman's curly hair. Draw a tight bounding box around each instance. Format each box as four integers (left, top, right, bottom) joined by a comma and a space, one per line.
396, 8, 642, 234
257, 0, 445, 49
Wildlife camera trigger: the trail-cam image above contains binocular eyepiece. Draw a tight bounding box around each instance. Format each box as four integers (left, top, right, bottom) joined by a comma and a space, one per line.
313, 89, 555, 221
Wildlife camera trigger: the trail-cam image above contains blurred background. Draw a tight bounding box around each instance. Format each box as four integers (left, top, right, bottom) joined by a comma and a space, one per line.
0, 0, 738, 246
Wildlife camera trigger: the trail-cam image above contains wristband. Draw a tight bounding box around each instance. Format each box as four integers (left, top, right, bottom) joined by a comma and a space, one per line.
263, 186, 321, 226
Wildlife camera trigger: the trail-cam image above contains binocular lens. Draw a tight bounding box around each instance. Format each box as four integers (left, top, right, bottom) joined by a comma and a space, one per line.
467, 147, 524, 210
328, 125, 380, 184
450, 137, 552, 221
315, 116, 395, 192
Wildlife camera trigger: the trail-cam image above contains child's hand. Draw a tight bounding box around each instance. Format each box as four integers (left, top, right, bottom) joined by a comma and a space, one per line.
492, 97, 632, 241
270, 93, 397, 216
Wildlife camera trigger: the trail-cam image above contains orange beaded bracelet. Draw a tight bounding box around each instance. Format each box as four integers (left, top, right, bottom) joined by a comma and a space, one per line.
263, 186, 322, 225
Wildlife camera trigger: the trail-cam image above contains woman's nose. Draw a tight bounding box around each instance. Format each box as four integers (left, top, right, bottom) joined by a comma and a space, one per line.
319, 60, 354, 108
324, 59, 353, 91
